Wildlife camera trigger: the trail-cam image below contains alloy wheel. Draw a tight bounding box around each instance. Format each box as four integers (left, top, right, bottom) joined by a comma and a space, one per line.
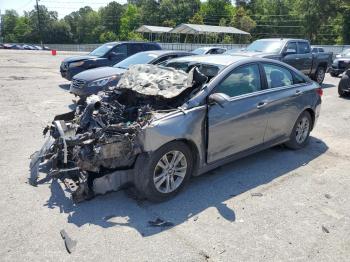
153, 150, 187, 194
295, 116, 310, 144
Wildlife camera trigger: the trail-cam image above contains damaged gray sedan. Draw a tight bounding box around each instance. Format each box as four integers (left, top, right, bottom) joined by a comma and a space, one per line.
30, 55, 322, 202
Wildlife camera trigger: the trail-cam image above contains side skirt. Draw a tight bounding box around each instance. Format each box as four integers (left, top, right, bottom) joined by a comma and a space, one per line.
197, 137, 289, 176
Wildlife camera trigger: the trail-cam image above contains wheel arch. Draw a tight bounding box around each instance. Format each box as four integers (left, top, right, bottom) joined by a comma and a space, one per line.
304, 108, 316, 130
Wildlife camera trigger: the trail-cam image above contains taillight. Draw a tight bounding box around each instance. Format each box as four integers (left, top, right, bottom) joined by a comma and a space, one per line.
316, 87, 323, 96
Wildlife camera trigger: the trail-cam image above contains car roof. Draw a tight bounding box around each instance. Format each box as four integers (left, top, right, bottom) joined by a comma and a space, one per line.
254, 38, 309, 42
104, 41, 160, 46
141, 50, 192, 56
166, 54, 253, 67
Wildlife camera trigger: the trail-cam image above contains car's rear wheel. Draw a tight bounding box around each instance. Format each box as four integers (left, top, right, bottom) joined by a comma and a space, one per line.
285, 111, 312, 149
134, 141, 193, 202
315, 66, 326, 84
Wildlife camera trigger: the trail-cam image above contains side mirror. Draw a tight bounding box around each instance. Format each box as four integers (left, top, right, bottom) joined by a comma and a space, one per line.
284, 49, 296, 55
208, 93, 229, 108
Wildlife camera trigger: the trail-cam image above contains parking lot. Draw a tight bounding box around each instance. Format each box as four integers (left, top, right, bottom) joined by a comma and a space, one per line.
0, 49, 349, 261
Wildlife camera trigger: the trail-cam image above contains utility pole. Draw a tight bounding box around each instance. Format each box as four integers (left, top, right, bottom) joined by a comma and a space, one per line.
0, 9, 3, 43
35, 0, 43, 47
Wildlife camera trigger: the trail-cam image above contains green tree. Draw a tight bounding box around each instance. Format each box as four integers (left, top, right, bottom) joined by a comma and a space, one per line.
99, 2, 124, 35
99, 31, 117, 42
119, 4, 142, 40
3, 10, 19, 42
14, 16, 31, 42
159, 0, 200, 25
200, 0, 234, 25
188, 12, 204, 24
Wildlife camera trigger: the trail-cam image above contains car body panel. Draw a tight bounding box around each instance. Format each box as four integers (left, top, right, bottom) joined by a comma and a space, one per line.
229, 39, 332, 81
32, 56, 322, 200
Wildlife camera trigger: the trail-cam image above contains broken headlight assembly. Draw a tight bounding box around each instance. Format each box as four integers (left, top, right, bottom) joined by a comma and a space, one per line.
69, 61, 85, 68
88, 76, 117, 87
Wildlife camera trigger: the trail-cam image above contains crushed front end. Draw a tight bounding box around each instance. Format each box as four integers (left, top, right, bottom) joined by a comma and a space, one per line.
30, 64, 207, 202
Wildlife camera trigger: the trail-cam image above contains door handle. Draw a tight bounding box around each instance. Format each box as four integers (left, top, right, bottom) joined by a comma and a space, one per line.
257, 102, 268, 109
295, 57, 300, 60
294, 90, 303, 96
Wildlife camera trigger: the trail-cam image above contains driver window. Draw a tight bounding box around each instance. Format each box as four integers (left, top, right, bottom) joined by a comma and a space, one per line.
112, 44, 127, 55
286, 42, 297, 53
215, 64, 261, 97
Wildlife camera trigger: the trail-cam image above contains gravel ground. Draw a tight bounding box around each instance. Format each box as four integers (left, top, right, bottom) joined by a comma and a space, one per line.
0, 50, 349, 262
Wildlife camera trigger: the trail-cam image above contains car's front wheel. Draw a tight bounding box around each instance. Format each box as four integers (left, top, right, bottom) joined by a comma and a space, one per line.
134, 141, 193, 202
285, 111, 312, 149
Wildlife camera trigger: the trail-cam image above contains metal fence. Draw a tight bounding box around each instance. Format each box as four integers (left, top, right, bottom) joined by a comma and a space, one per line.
32, 42, 350, 54
45, 43, 248, 52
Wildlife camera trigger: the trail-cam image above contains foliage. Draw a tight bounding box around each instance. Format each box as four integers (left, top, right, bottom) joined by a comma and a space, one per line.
1, 0, 349, 44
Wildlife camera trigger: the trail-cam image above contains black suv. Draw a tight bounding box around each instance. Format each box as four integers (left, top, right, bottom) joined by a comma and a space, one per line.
60, 42, 161, 80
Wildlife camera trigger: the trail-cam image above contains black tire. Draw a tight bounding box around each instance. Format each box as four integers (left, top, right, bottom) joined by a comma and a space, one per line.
330, 72, 339, 77
314, 66, 326, 84
133, 141, 194, 202
285, 111, 312, 150
338, 75, 350, 97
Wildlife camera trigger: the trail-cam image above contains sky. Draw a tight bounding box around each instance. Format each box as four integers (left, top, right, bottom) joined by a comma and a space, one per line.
0, 0, 127, 18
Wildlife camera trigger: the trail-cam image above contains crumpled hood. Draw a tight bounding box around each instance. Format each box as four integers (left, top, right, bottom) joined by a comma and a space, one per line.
63, 55, 97, 63
116, 64, 191, 99
73, 67, 126, 82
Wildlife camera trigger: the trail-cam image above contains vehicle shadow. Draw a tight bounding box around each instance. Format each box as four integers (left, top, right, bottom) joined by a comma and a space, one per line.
44, 136, 328, 236
59, 83, 70, 90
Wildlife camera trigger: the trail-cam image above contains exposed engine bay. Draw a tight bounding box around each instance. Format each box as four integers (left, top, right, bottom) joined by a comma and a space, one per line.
30, 64, 208, 202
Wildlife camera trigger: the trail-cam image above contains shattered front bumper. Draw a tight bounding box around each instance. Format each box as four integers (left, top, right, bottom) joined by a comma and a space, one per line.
29, 120, 136, 202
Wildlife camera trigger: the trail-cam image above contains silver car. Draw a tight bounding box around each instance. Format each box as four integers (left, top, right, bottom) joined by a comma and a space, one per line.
31, 55, 322, 202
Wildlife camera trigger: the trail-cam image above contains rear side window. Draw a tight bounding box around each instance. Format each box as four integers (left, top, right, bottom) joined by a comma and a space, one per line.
215, 64, 262, 97
143, 43, 161, 51
263, 63, 293, 88
129, 44, 144, 55
298, 42, 310, 54
293, 72, 307, 84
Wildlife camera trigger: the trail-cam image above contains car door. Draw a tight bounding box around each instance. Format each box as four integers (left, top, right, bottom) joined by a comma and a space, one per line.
297, 42, 313, 74
260, 62, 307, 142
207, 63, 269, 163
107, 44, 127, 65
281, 42, 300, 69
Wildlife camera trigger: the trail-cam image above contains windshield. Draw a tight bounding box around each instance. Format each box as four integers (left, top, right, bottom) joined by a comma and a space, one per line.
114, 52, 158, 69
340, 49, 350, 57
89, 43, 115, 56
192, 48, 208, 55
224, 48, 241, 54
165, 61, 222, 79
246, 40, 284, 53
